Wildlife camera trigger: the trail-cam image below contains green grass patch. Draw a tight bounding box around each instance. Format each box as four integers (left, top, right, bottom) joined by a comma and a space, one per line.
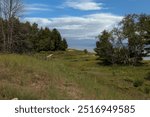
0, 50, 150, 100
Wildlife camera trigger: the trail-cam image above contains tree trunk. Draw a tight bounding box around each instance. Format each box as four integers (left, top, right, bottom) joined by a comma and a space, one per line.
1, 20, 7, 51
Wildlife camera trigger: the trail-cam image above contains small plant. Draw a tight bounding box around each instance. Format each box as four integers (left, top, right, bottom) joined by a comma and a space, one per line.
144, 86, 150, 94
133, 79, 144, 87
112, 71, 116, 76
84, 49, 88, 54
144, 72, 150, 81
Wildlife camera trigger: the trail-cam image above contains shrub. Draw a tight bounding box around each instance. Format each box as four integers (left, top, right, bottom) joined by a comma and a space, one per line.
144, 86, 150, 94
84, 49, 88, 54
145, 72, 150, 81
133, 79, 144, 87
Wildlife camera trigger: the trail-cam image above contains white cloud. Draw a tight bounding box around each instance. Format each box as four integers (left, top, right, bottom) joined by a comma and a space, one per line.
25, 4, 51, 12
23, 13, 123, 40
64, 0, 103, 11
66, 2, 102, 11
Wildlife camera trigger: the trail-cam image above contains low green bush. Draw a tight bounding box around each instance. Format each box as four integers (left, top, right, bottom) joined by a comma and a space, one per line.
133, 79, 144, 87
84, 49, 88, 54
145, 72, 150, 81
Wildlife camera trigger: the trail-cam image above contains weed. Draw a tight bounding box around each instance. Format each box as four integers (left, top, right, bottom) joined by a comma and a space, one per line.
145, 72, 150, 81
0, 52, 150, 100
144, 86, 150, 94
133, 79, 144, 87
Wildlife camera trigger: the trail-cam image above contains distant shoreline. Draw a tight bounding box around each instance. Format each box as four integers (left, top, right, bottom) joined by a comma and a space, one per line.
143, 57, 150, 60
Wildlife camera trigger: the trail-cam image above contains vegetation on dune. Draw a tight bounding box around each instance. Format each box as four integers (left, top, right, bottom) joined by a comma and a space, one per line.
0, 1, 150, 100
0, 51, 150, 100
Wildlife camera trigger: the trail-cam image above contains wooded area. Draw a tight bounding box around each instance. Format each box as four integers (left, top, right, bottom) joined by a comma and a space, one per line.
0, 0, 68, 53
95, 14, 150, 65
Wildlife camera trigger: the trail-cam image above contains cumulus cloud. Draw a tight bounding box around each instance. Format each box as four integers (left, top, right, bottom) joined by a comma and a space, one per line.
64, 0, 103, 11
23, 13, 123, 40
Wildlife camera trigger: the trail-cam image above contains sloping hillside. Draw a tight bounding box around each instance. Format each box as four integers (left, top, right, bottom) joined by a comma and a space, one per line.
0, 50, 150, 99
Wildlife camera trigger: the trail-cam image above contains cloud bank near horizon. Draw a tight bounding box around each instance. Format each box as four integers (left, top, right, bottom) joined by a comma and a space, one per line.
23, 13, 123, 40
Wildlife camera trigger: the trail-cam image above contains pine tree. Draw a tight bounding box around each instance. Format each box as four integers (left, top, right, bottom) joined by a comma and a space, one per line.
95, 30, 114, 64
52, 29, 62, 51
0, 18, 68, 53
61, 38, 68, 51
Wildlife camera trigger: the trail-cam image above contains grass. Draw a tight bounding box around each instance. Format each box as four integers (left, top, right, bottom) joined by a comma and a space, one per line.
0, 50, 150, 100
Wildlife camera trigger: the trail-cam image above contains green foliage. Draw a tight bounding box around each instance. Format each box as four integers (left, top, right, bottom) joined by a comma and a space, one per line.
138, 14, 150, 45
95, 30, 114, 64
144, 86, 150, 94
121, 14, 144, 65
95, 14, 150, 65
133, 79, 144, 87
84, 49, 88, 54
0, 52, 150, 99
0, 18, 68, 53
51, 29, 62, 51
61, 38, 68, 51
145, 72, 150, 81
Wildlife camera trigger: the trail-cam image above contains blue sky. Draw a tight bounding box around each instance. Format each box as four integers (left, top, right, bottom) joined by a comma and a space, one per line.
23, 0, 150, 50
24, 0, 150, 17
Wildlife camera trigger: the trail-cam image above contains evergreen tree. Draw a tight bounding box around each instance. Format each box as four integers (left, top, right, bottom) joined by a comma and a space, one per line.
12, 18, 31, 53
52, 29, 62, 51
61, 38, 68, 51
0, 18, 68, 53
29, 23, 39, 51
95, 30, 114, 64
95, 14, 150, 65
0, 18, 3, 50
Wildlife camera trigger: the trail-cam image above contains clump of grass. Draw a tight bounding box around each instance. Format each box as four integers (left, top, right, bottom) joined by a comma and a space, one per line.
133, 79, 144, 87
144, 86, 150, 94
144, 72, 150, 81
0, 83, 40, 100
112, 71, 116, 76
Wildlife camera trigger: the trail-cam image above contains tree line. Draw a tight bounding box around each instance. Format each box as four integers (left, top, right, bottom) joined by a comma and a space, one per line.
0, 17, 68, 53
0, 0, 68, 53
95, 14, 150, 65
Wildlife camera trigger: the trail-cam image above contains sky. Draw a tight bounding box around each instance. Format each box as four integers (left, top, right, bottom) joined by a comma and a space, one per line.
23, 0, 150, 51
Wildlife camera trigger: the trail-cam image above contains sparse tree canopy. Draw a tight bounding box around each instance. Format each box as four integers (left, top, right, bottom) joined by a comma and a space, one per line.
0, 0, 23, 52
0, 0, 23, 19
95, 14, 150, 65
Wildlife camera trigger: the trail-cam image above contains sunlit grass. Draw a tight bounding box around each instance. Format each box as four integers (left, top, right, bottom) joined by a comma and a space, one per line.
0, 51, 150, 100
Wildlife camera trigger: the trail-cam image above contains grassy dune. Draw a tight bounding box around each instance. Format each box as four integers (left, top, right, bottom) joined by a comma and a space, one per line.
0, 50, 150, 100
